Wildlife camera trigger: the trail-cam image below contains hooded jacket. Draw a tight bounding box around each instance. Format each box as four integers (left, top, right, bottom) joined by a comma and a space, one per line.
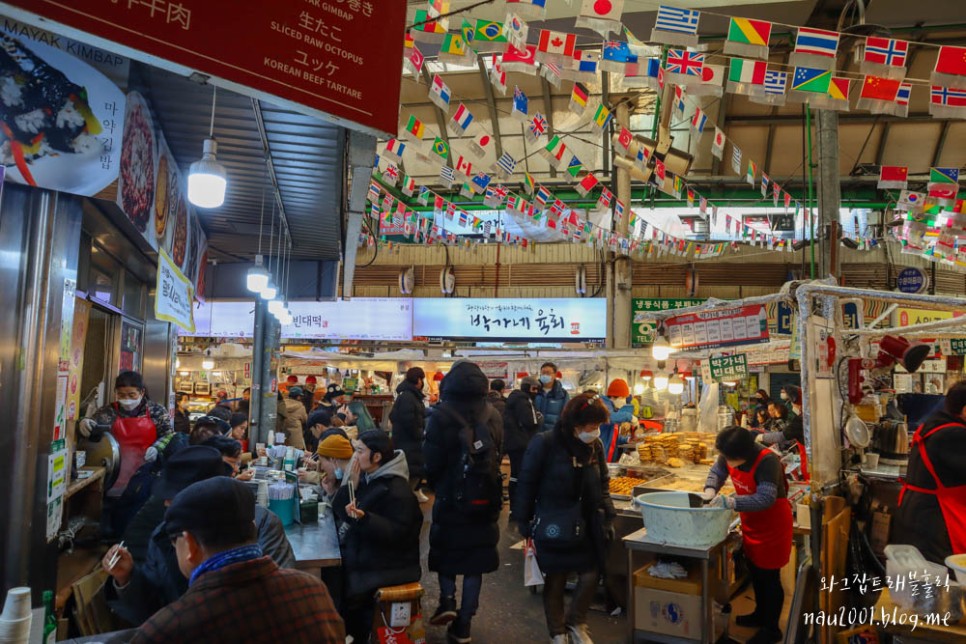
277, 397, 307, 449
424, 361, 503, 576
389, 380, 426, 478
503, 388, 540, 453
534, 379, 569, 433
332, 450, 423, 597
485, 390, 506, 416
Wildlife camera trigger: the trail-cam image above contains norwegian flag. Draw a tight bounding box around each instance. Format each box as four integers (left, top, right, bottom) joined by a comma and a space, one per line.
597, 188, 613, 210
863, 37, 908, 79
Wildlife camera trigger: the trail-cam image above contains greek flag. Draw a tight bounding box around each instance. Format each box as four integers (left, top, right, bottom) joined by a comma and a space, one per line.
496, 152, 517, 176
655, 5, 700, 35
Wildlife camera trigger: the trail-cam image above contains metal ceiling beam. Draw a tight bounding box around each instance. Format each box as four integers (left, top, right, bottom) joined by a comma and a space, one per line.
726, 112, 934, 126
251, 98, 293, 251
932, 120, 951, 167
541, 77, 557, 178
475, 55, 503, 159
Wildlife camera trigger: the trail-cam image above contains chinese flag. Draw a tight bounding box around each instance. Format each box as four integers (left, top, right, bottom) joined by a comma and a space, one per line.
935, 46, 966, 77
878, 166, 908, 189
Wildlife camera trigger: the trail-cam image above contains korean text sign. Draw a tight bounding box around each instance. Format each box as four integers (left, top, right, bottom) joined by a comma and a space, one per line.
708, 354, 749, 381
413, 298, 607, 341
8, 0, 406, 135
631, 298, 704, 347
155, 248, 195, 333
664, 304, 769, 351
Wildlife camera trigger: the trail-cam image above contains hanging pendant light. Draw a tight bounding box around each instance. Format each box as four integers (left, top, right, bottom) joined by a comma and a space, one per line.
268, 299, 285, 317
652, 334, 674, 361
247, 255, 269, 294
653, 374, 669, 390
667, 373, 685, 395
260, 280, 277, 300
188, 86, 227, 208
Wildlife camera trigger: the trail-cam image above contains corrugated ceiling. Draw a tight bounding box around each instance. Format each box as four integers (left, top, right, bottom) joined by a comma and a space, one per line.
141, 65, 345, 262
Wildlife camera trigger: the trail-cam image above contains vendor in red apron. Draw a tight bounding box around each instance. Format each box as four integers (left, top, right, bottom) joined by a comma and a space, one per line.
701, 426, 793, 644
895, 381, 966, 565
79, 370, 173, 496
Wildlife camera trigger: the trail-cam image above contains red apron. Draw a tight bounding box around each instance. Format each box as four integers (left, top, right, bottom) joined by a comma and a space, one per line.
728, 449, 793, 570
898, 422, 966, 554
605, 424, 620, 463
796, 441, 810, 482
110, 403, 158, 494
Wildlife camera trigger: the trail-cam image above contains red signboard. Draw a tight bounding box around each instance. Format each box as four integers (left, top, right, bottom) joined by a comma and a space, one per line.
3, 0, 406, 136
665, 304, 770, 351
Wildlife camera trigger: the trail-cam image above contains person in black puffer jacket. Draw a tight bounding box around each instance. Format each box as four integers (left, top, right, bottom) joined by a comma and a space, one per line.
390, 367, 427, 495
516, 394, 616, 644
333, 430, 423, 644
423, 361, 504, 644
503, 376, 542, 522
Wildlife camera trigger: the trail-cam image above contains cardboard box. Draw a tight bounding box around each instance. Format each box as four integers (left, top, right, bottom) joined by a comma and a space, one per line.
634, 587, 703, 640
633, 563, 703, 595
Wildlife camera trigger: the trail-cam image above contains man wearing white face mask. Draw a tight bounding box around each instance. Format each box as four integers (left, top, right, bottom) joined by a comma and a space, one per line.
80, 370, 173, 496
534, 361, 569, 433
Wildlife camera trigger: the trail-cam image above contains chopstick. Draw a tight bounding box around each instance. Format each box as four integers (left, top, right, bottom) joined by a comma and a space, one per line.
107, 541, 125, 570
348, 480, 356, 507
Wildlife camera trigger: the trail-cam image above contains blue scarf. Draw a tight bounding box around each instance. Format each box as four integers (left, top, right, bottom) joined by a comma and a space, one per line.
189, 544, 263, 587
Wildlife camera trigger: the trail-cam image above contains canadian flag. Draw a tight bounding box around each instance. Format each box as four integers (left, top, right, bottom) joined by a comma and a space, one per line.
538, 30, 577, 57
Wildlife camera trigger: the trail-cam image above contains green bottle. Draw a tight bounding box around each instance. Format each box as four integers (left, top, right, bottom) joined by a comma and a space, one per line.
42, 590, 56, 644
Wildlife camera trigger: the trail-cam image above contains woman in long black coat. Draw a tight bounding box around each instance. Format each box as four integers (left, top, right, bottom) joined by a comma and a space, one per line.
423, 360, 504, 644
516, 393, 616, 644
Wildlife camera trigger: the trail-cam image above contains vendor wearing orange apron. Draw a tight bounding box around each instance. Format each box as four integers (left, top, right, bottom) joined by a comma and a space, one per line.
79, 370, 172, 496
896, 381, 966, 565
702, 426, 793, 644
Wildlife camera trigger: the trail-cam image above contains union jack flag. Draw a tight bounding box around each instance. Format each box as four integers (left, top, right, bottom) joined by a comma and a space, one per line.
665, 49, 705, 76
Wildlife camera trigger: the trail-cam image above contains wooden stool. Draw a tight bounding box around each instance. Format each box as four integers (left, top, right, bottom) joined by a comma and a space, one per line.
371, 582, 425, 643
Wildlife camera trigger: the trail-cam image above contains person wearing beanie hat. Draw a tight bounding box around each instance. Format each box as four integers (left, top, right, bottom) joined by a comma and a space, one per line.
130, 478, 344, 643
103, 447, 295, 626
314, 434, 354, 502
600, 379, 636, 463
276, 384, 308, 449
702, 426, 792, 644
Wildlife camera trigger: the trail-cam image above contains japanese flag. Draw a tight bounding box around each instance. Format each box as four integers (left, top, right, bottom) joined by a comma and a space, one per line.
582, 0, 623, 21
712, 127, 726, 160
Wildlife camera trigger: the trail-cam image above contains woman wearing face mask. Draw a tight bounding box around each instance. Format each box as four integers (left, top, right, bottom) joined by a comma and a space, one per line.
79, 370, 173, 496
702, 426, 793, 644
516, 394, 616, 644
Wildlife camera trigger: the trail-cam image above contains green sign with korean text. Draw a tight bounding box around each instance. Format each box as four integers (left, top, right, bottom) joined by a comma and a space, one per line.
632, 299, 704, 347
951, 338, 966, 356
709, 354, 749, 381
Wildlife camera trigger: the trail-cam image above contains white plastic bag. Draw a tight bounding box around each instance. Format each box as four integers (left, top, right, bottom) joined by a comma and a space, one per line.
524, 538, 544, 586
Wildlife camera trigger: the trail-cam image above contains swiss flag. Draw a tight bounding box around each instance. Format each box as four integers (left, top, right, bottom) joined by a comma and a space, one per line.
538, 29, 577, 57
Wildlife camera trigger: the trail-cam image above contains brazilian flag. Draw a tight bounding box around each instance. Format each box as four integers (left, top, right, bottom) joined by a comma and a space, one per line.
432, 137, 450, 161
475, 20, 507, 43
461, 18, 476, 46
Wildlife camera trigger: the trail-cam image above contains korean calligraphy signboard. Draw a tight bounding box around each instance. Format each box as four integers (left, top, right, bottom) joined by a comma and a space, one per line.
631, 298, 703, 347
5, 0, 406, 135
708, 354, 749, 381
950, 338, 966, 356
664, 304, 769, 351
154, 247, 195, 333
413, 298, 607, 342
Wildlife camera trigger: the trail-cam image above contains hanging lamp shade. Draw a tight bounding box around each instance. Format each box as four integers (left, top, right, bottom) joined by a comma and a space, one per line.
188, 139, 227, 208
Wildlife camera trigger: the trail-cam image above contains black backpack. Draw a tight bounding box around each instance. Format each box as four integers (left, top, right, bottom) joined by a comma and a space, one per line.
438, 404, 503, 520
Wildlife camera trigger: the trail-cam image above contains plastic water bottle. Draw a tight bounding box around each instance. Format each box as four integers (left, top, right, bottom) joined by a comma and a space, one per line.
283, 447, 296, 472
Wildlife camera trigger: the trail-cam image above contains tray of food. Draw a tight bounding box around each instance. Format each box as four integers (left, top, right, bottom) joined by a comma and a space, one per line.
608, 466, 672, 499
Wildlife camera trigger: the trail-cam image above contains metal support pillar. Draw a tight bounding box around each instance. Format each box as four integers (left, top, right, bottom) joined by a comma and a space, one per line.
250, 297, 280, 446
817, 110, 842, 279
608, 103, 633, 349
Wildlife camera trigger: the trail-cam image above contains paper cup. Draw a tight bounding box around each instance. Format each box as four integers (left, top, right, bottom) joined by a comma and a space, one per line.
0, 588, 30, 622
865, 453, 880, 469
275, 433, 286, 445
0, 615, 32, 641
